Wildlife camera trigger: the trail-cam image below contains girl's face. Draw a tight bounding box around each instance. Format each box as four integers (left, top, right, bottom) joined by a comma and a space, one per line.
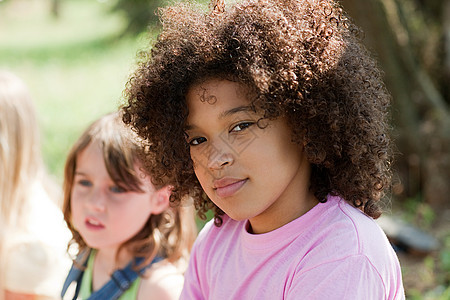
185, 79, 317, 234
70, 141, 169, 251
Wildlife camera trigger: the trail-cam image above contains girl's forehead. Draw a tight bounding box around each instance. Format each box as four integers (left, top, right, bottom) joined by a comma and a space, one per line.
187, 79, 252, 108
185, 80, 260, 132
77, 141, 101, 160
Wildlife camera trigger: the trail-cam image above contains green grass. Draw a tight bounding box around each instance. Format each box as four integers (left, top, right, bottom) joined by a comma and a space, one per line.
0, 0, 149, 180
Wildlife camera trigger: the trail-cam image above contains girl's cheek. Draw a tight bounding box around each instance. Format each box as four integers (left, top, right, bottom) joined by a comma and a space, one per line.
71, 189, 83, 203
190, 147, 208, 169
70, 195, 81, 212
70, 201, 81, 230
189, 148, 198, 162
71, 189, 87, 209
105, 193, 128, 206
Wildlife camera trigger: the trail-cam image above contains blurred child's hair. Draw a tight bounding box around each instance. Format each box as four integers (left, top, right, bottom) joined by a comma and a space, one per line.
122, 0, 393, 225
0, 71, 43, 227
0, 70, 59, 297
63, 112, 196, 269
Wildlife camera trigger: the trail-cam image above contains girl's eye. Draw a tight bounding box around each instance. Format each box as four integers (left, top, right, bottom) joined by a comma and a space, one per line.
77, 179, 92, 187
110, 185, 127, 193
230, 122, 254, 133
188, 137, 207, 146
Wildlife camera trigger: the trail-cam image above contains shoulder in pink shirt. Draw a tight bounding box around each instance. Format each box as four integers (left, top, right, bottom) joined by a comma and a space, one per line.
181, 195, 405, 300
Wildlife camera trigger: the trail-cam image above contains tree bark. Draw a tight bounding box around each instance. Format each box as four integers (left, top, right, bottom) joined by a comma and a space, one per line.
51, 0, 60, 19
444, 0, 450, 99
340, 0, 450, 206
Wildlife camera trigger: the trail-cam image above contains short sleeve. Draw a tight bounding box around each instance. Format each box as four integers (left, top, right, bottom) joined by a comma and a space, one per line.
287, 255, 392, 300
179, 238, 205, 300
180, 220, 216, 300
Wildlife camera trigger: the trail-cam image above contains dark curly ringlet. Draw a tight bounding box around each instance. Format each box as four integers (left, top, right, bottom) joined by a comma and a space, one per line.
122, 0, 393, 225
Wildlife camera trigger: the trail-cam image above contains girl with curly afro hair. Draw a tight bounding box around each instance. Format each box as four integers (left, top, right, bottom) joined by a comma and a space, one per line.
122, 0, 404, 298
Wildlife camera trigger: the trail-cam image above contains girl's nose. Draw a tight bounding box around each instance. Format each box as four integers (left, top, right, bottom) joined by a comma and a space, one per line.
85, 188, 106, 212
206, 142, 234, 170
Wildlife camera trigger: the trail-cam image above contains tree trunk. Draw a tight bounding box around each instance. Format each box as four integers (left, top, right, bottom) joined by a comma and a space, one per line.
340, 0, 450, 206
51, 0, 60, 19
444, 0, 450, 99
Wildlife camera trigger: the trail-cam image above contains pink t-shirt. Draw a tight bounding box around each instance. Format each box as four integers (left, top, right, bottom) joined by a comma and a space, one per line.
181, 195, 405, 299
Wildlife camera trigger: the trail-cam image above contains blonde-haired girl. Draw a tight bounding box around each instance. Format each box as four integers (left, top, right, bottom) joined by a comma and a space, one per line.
0, 70, 71, 299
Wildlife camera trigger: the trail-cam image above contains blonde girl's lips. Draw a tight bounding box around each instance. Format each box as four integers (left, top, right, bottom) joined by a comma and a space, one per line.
214, 179, 247, 198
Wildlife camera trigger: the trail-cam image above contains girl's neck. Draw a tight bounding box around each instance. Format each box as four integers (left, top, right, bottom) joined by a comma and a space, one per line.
92, 247, 134, 290
94, 247, 133, 274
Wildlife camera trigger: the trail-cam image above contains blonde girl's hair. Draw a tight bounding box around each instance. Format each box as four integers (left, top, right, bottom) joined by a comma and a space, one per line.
62, 112, 197, 270
0, 71, 42, 227
0, 71, 45, 295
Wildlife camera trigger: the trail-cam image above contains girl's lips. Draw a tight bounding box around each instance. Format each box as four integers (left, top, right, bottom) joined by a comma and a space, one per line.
85, 217, 105, 230
214, 178, 247, 198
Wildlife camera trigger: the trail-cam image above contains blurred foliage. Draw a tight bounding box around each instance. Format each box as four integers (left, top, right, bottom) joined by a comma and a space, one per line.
440, 235, 450, 276
398, 195, 449, 298
110, 0, 210, 36
403, 196, 436, 229
408, 286, 450, 300
0, 0, 146, 178
111, 0, 166, 36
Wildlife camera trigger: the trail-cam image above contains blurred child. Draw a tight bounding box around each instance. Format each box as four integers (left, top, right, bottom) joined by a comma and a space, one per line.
122, 0, 405, 298
61, 112, 197, 299
0, 70, 71, 300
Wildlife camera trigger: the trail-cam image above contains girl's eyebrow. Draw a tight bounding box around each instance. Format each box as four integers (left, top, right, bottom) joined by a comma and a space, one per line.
219, 105, 255, 119
185, 105, 255, 131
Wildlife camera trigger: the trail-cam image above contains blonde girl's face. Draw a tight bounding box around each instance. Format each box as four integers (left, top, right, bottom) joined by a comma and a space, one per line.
70, 141, 168, 251
185, 79, 317, 234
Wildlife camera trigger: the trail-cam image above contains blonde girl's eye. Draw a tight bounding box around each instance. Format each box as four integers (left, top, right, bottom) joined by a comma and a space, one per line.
188, 136, 207, 146
230, 122, 254, 133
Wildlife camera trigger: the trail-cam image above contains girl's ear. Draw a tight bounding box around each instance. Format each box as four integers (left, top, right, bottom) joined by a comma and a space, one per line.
150, 185, 172, 215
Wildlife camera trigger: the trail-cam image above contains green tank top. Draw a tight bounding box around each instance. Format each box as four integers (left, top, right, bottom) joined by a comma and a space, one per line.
78, 250, 141, 300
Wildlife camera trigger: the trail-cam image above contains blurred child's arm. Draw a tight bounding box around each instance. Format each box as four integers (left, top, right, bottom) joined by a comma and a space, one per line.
138, 261, 185, 300
4, 239, 69, 300
5, 290, 56, 300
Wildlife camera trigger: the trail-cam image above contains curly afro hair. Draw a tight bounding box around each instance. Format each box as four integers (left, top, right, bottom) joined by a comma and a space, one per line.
122, 0, 393, 225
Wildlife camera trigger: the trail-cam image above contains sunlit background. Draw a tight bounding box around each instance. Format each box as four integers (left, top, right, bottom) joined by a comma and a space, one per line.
0, 0, 150, 177
1, 0, 449, 298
